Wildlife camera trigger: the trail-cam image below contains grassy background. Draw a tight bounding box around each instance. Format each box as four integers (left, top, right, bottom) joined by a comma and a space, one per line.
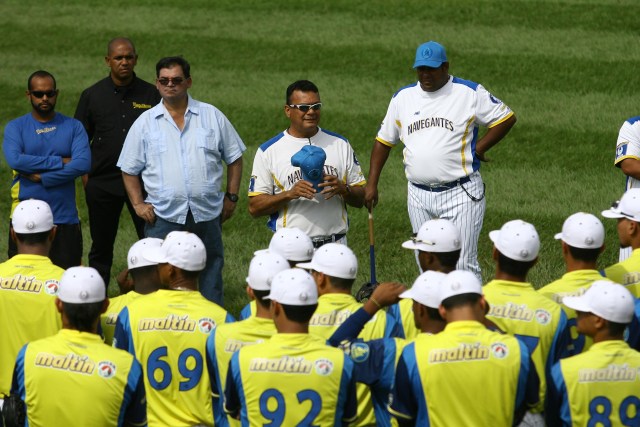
1, 0, 638, 317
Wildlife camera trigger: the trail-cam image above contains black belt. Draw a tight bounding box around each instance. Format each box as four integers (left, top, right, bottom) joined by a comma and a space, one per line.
311, 233, 346, 248
411, 175, 471, 192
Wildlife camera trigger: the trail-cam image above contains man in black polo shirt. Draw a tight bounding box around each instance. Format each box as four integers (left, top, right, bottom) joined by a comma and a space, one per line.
74, 37, 161, 286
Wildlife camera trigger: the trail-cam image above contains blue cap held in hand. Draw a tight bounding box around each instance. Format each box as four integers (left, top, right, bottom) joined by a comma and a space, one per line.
291, 145, 326, 190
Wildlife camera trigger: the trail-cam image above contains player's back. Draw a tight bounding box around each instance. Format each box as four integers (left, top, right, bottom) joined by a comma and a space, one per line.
227, 333, 355, 427
538, 269, 603, 354
484, 279, 571, 412
547, 340, 640, 426
391, 321, 532, 426
207, 315, 276, 426
100, 291, 142, 345
14, 329, 144, 427
604, 248, 640, 296
115, 289, 234, 427
0, 254, 63, 397
387, 299, 419, 339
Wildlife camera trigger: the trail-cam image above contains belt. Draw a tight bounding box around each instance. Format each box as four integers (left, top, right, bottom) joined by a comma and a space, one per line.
411, 175, 471, 192
311, 233, 346, 248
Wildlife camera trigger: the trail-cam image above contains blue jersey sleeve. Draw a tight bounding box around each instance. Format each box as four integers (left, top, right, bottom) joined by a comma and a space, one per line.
548, 311, 574, 370
384, 311, 401, 338
327, 307, 373, 346
205, 331, 225, 426
2, 120, 64, 174
113, 307, 134, 355
386, 304, 406, 339
40, 120, 91, 188
11, 345, 28, 401
223, 352, 242, 420
388, 344, 418, 423
545, 362, 570, 427
120, 359, 147, 427
626, 301, 640, 351
339, 356, 358, 426
514, 339, 540, 423
239, 303, 252, 320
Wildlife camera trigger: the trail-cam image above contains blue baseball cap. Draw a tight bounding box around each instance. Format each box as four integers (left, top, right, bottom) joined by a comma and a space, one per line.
291, 145, 326, 190
413, 41, 448, 68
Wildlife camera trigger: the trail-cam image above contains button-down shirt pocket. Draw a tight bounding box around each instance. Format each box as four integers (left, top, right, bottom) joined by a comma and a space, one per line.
196, 128, 222, 184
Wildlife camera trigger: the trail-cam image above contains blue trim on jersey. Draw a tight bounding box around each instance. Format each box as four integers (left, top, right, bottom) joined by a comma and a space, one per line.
321, 128, 348, 143
13, 345, 27, 402
386, 304, 406, 339
392, 83, 417, 98
227, 352, 249, 426
471, 127, 481, 172
206, 330, 228, 426
225, 312, 236, 323
119, 359, 146, 427
267, 212, 278, 232
598, 269, 606, 277
113, 307, 135, 357
383, 311, 400, 338
452, 77, 480, 91
239, 303, 252, 320
335, 356, 355, 425
515, 340, 529, 410
627, 300, 640, 351
626, 116, 640, 125
258, 132, 285, 153
549, 362, 572, 425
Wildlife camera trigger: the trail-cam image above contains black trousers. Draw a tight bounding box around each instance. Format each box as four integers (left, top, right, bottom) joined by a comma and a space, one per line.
85, 180, 145, 286
8, 222, 82, 270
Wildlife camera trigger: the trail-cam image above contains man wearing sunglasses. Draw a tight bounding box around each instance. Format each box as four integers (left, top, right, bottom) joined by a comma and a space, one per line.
248, 80, 366, 248
74, 38, 161, 287
3, 70, 90, 269
118, 56, 246, 306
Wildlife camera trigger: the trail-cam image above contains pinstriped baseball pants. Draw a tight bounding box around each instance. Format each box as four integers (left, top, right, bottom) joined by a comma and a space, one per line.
407, 171, 485, 280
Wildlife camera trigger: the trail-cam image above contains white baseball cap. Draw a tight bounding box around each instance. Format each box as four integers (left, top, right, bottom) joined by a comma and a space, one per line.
554, 212, 604, 249
264, 268, 318, 306
127, 238, 164, 269
246, 252, 290, 291
438, 270, 483, 304
402, 219, 462, 253
602, 188, 640, 222
255, 227, 314, 262
58, 267, 106, 303
11, 199, 54, 234
563, 280, 635, 323
143, 231, 206, 272
296, 243, 358, 279
399, 271, 446, 308
489, 220, 540, 262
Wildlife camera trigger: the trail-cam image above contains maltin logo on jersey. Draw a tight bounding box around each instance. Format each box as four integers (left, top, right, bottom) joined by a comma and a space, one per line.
315, 359, 334, 376
534, 309, 551, 325
491, 343, 509, 359
198, 318, 217, 334
97, 361, 117, 379
44, 280, 59, 295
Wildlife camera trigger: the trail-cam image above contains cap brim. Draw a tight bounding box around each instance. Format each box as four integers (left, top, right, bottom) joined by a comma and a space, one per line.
401, 240, 420, 250
295, 261, 314, 270
142, 246, 168, 264
253, 248, 269, 256
601, 209, 624, 219
553, 232, 563, 241
413, 60, 444, 68
488, 230, 500, 244
399, 289, 416, 300
561, 295, 592, 313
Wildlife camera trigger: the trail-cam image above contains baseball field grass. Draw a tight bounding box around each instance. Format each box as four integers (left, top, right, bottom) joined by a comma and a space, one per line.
1, 0, 638, 317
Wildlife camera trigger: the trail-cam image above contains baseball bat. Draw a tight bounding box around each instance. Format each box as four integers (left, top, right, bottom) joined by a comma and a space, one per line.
368, 207, 377, 284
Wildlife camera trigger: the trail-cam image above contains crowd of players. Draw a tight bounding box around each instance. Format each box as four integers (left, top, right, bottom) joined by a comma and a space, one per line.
1, 187, 640, 427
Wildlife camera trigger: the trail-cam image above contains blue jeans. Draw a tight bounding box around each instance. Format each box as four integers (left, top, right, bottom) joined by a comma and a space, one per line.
145, 211, 224, 305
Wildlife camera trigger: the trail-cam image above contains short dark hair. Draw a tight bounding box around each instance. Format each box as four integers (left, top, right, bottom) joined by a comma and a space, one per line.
180, 268, 201, 282
27, 70, 56, 90
156, 56, 191, 79
129, 265, 159, 282
327, 275, 355, 291
568, 245, 601, 263
433, 250, 461, 269
608, 320, 629, 336
497, 252, 536, 277
282, 303, 318, 323
14, 230, 50, 245
426, 306, 444, 321
441, 293, 482, 310
252, 289, 271, 309
107, 37, 136, 55
286, 80, 319, 104
63, 301, 104, 333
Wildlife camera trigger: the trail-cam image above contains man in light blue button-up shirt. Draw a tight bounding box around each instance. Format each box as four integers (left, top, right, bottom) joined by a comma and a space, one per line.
117, 56, 246, 305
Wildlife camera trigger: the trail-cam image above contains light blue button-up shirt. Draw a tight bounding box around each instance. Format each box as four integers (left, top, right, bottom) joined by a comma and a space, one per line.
118, 95, 245, 224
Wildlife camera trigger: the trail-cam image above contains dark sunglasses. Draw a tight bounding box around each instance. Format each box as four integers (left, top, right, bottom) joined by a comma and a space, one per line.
288, 103, 322, 112
157, 77, 186, 86
30, 90, 57, 98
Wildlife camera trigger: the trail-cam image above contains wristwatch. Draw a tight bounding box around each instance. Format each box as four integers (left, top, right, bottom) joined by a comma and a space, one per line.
225, 192, 239, 202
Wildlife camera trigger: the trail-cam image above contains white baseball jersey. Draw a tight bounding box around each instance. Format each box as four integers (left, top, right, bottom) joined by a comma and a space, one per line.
376, 77, 514, 185
614, 116, 640, 190
249, 128, 365, 238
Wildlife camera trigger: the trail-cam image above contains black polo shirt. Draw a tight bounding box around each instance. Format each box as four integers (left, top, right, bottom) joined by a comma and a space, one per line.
74, 74, 161, 194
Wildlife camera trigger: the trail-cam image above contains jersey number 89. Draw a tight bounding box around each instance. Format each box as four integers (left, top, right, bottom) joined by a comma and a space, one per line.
588, 395, 640, 427
147, 346, 203, 391
260, 388, 322, 426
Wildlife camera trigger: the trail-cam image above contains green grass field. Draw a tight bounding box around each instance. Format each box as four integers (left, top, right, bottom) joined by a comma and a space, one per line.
1, 0, 638, 317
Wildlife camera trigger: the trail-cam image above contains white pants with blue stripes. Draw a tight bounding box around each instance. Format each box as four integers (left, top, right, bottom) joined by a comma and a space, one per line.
407, 171, 485, 280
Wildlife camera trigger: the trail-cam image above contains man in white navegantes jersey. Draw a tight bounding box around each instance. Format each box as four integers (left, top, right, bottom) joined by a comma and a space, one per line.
248, 80, 366, 248
365, 41, 517, 279
614, 115, 640, 261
